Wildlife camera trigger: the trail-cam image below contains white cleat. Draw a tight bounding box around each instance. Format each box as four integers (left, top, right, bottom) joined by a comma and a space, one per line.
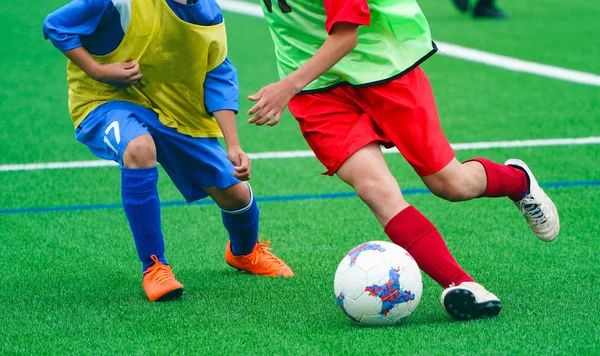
505, 159, 560, 241
441, 282, 502, 320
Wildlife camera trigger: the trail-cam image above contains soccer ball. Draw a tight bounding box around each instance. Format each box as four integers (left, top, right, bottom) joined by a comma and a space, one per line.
334, 241, 422, 326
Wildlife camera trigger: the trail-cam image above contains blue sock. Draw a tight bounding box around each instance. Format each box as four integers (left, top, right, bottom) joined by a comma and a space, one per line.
221, 186, 259, 256
121, 166, 168, 271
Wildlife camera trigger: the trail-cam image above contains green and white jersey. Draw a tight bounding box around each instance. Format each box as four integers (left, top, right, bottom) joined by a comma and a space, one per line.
259, 0, 437, 92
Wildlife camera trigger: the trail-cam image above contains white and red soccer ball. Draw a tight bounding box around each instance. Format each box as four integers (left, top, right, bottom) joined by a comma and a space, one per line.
334, 241, 422, 326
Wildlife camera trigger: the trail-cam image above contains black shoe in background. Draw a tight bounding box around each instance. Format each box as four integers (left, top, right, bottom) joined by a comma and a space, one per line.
473, 0, 508, 19
452, 0, 470, 12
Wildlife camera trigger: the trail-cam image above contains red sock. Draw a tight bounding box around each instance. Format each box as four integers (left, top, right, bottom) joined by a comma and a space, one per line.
384, 207, 474, 288
467, 158, 528, 201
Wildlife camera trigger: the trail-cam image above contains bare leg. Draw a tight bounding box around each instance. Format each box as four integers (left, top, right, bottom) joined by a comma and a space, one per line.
420, 158, 487, 202
335, 143, 473, 288
335, 144, 502, 320
203, 182, 251, 211
122, 134, 157, 168
336, 142, 409, 226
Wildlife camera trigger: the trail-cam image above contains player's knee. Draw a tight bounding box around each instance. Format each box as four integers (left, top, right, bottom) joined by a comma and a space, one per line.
354, 178, 391, 205
213, 183, 252, 211
225, 184, 252, 209
123, 136, 156, 168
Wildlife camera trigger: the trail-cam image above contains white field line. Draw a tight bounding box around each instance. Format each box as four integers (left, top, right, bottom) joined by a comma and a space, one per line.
217, 0, 600, 87
435, 42, 600, 86
1, 137, 599, 172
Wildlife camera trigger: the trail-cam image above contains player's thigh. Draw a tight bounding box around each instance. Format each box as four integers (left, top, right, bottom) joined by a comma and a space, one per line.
75, 101, 155, 164
148, 123, 240, 203
289, 90, 386, 176
359, 67, 455, 177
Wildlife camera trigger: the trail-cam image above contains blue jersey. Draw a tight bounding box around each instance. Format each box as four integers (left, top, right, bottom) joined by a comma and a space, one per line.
43, 0, 238, 114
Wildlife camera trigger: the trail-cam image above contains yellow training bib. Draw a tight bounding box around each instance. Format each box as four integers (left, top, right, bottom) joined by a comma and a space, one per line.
67, 0, 228, 137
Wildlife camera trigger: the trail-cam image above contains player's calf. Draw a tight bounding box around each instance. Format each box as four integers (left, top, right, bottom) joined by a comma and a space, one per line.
208, 182, 259, 256
427, 178, 478, 202
422, 159, 487, 202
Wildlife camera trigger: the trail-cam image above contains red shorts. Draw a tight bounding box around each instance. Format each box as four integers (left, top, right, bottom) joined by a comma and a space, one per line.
288, 67, 455, 176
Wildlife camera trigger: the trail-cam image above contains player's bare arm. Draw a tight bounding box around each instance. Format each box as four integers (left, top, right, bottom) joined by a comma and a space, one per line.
247, 22, 359, 126
62, 47, 143, 87
213, 110, 251, 181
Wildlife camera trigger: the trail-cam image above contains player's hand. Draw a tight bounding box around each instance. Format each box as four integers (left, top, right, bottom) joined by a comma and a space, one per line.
227, 146, 251, 181
95, 61, 143, 88
247, 79, 300, 126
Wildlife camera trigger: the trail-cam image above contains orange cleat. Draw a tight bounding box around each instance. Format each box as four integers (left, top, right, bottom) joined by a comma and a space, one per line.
142, 255, 184, 302
225, 238, 294, 278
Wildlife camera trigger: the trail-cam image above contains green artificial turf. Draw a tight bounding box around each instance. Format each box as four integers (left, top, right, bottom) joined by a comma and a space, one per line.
0, 0, 599, 354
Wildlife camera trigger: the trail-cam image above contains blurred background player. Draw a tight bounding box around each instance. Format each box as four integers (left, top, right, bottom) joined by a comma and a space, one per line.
452, 0, 508, 19
43, 0, 293, 302
247, 0, 558, 320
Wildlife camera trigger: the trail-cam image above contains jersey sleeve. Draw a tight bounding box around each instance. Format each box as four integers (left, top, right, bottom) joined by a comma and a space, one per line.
167, 0, 224, 26
42, 0, 112, 51
204, 58, 239, 114
323, 0, 371, 34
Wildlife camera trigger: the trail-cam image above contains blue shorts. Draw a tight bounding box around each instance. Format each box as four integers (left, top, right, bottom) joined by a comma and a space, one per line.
75, 101, 240, 202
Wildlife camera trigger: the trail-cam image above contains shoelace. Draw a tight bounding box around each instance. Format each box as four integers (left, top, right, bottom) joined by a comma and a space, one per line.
144, 255, 174, 285
251, 240, 285, 268
518, 194, 548, 225
147, 265, 174, 285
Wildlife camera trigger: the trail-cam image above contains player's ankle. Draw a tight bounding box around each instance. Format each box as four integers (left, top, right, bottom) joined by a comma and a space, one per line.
142, 254, 168, 272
